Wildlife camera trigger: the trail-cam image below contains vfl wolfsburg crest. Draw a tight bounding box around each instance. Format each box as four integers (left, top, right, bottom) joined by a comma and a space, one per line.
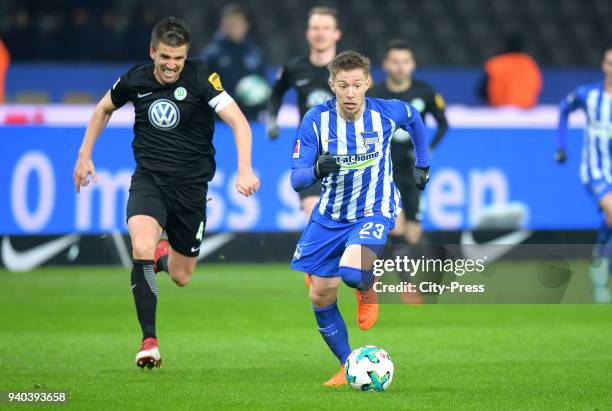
174, 87, 187, 100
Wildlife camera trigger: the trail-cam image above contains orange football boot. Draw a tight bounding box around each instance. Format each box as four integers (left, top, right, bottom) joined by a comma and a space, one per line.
322, 365, 347, 387
356, 285, 379, 330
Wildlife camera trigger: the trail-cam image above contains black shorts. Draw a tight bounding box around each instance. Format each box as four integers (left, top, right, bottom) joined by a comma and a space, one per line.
393, 153, 422, 222
299, 180, 322, 200
126, 169, 207, 257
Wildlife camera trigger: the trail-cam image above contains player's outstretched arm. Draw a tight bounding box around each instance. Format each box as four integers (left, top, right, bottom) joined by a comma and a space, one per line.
290, 111, 334, 191
74, 91, 117, 193
291, 152, 339, 191
407, 105, 431, 190
266, 66, 291, 139
217, 101, 260, 197
429, 93, 449, 150
556, 91, 581, 164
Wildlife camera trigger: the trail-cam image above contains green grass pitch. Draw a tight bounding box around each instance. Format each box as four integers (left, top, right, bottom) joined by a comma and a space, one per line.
1, 263, 611, 410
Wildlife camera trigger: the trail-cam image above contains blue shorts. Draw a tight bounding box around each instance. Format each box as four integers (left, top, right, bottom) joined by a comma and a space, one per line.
290, 212, 393, 278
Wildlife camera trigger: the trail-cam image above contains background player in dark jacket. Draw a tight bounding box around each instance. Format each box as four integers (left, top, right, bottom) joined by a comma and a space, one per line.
369, 39, 448, 246
73, 17, 259, 369
266, 6, 341, 222
199, 4, 267, 120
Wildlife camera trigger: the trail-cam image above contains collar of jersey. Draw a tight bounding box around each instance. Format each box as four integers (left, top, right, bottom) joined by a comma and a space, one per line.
327, 97, 371, 123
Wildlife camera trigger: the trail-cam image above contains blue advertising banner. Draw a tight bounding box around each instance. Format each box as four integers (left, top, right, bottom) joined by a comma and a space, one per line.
6, 64, 602, 105
0, 124, 599, 234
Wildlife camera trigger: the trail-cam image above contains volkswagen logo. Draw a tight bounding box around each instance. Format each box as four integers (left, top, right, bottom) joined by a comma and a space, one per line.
148, 99, 180, 130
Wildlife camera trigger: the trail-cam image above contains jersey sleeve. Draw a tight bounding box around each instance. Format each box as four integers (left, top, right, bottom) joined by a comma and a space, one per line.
197, 62, 234, 113
426, 91, 449, 149
290, 110, 319, 191
557, 87, 586, 151
267, 65, 292, 118
109, 72, 135, 108
392, 99, 430, 168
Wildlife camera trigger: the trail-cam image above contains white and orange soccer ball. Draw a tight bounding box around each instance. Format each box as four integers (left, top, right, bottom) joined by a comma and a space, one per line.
345, 345, 394, 392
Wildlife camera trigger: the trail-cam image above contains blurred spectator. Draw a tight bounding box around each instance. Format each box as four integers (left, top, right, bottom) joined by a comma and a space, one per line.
97, 10, 123, 61
58, 7, 98, 60
479, 32, 543, 109
199, 4, 267, 119
3, 8, 37, 61
125, 5, 160, 61
36, 12, 63, 61
0, 37, 10, 103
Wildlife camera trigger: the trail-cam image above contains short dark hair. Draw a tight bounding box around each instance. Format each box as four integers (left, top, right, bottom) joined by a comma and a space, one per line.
385, 38, 412, 56
328, 50, 371, 79
151, 17, 191, 49
308, 6, 339, 26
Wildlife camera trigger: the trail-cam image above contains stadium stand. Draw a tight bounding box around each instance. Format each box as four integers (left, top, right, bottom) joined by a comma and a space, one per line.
1, 0, 611, 66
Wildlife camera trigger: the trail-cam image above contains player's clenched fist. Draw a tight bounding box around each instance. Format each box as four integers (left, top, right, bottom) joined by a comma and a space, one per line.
266, 117, 280, 140
414, 166, 430, 190
73, 154, 97, 193
555, 148, 567, 163
315, 152, 340, 179
235, 170, 260, 197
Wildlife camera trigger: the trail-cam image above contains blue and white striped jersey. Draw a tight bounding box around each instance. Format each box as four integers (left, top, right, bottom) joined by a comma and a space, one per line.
292, 97, 430, 223
559, 83, 612, 185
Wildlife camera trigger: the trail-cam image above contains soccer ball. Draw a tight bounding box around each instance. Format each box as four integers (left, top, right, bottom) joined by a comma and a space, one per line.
345, 345, 394, 392
234, 74, 271, 106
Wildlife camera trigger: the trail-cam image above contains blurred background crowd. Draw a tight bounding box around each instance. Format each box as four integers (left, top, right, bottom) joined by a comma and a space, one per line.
2, 0, 611, 65
0, 0, 611, 112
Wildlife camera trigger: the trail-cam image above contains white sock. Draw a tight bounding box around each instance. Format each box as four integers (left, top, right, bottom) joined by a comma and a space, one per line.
590, 256, 609, 288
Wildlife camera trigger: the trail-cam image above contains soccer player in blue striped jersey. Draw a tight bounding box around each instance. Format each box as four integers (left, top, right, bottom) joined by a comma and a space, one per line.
290, 51, 430, 385
556, 46, 612, 304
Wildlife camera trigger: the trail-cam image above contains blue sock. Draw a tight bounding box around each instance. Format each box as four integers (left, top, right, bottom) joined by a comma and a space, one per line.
339, 266, 374, 291
313, 301, 351, 365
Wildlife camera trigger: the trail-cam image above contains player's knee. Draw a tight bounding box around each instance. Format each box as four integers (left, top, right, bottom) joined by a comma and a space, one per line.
176, 276, 191, 287
170, 263, 195, 286
339, 266, 374, 291
405, 221, 422, 244
131, 240, 156, 260
171, 272, 192, 287
310, 292, 334, 307
168, 256, 196, 287
309, 285, 337, 307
